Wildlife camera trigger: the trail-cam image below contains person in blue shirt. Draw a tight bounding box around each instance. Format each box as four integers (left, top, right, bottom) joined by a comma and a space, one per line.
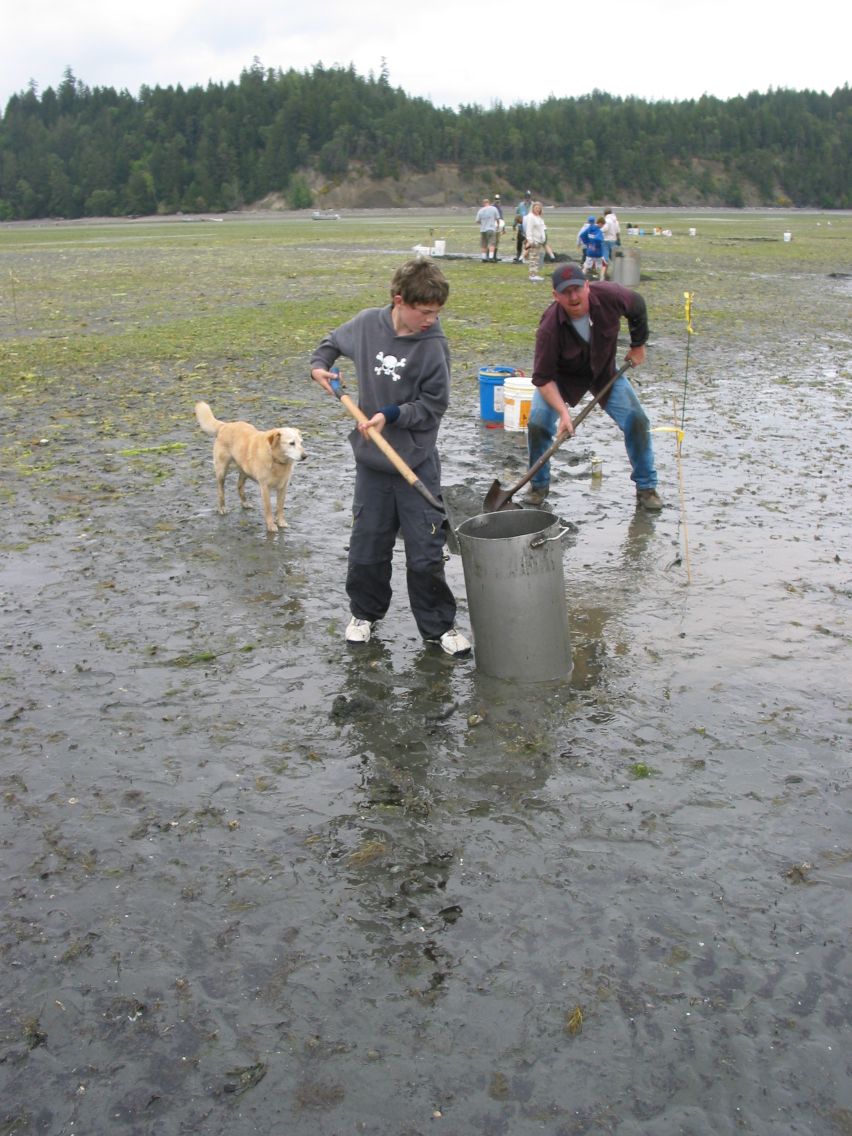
576, 214, 595, 257
582, 217, 606, 279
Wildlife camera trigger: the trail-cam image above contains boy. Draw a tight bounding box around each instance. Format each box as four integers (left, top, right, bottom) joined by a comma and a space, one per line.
582, 217, 606, 279
310, 259, 471, 656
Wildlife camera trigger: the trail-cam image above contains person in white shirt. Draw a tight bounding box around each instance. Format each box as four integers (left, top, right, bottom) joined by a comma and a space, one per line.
601, 208, 621, 278
523, 201, 548, 282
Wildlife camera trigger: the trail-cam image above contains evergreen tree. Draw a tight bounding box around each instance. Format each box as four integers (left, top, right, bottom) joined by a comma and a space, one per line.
0, 69, 849, 217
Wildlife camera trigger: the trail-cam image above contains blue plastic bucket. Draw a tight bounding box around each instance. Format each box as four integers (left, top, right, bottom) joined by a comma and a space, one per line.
479, 366, 523, 426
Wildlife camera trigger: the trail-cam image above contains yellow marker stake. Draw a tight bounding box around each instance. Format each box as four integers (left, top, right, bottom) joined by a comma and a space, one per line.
674, 398, 691, 582
658, 411, 690, 581
653, 406, 692, 583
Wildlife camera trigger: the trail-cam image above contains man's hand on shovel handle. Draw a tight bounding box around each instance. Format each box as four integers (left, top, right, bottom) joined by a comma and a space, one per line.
537, 379, 575, 438
557, 407, 575, 439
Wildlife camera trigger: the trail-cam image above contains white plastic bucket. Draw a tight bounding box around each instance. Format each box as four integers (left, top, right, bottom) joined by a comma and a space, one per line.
783, 232, 792, 242
433, 239, 446, 256
503, 374, 535, 432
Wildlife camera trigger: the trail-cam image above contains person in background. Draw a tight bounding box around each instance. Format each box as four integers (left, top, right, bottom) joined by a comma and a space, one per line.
582, 217, 606, 279
493, 193, 506, 260
475, 197, 500, 262
309, 259, 472, 655
523, 201, 548, 282
524, 263, 663, 512
577, 214, 595, 258
601, 207, 621, 277
513, 190, 533, 263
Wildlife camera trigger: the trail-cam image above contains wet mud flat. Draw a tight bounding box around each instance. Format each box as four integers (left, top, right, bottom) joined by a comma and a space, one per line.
1, 214, 851, 1134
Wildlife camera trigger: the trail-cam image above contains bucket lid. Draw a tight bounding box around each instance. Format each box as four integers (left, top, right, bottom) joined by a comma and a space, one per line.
480, 365, 522, 378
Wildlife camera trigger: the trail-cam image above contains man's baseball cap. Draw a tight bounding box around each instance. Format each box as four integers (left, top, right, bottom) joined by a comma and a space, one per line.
587, 215, 595, 222
525, 189, 532, 196
552, 264, 587, 291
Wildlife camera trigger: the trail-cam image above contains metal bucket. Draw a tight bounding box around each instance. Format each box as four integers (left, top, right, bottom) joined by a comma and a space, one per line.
456, 510, 573, 681
611, 248, 640, 286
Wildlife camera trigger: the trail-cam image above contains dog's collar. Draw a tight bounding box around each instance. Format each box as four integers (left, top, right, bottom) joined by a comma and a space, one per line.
270, 455, 292, 467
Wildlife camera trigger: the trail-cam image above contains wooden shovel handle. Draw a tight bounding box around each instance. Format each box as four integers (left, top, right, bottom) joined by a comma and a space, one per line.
483, 358, 635, 511
329, 377, 445, 513
528, 357, 635, 474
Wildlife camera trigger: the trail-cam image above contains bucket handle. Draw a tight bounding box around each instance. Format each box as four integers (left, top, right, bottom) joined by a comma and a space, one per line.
530, 519, 578, 548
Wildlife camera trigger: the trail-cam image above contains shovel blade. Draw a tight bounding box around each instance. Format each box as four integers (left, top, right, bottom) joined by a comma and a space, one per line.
483, 479, 524, 512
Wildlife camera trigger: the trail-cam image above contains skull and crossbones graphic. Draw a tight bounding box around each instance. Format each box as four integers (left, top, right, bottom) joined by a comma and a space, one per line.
375, 352, 407, 381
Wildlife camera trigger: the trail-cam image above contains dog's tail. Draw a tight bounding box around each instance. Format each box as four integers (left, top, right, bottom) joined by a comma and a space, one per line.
194, 401, 222, 437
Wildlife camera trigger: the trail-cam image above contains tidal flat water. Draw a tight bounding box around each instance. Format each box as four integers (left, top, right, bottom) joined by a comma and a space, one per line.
1, 212, 850, 1135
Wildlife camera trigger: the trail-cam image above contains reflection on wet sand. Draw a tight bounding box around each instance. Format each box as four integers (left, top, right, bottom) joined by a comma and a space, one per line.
570, 508, 659, 690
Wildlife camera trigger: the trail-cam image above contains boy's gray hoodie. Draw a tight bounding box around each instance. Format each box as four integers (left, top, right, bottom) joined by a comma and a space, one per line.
311, 305, 450, 474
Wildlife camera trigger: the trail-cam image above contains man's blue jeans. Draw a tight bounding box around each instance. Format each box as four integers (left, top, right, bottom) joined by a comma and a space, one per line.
526, 377, 658, 490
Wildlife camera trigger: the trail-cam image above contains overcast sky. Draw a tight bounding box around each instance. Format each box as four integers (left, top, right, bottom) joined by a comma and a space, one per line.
2, 0, 848, 113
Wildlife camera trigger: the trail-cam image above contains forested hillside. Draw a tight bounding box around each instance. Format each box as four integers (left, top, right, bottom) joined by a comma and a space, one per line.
1, 61, 849, 220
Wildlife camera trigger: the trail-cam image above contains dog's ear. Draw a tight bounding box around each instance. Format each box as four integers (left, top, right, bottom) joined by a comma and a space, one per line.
267, 430, 281, 448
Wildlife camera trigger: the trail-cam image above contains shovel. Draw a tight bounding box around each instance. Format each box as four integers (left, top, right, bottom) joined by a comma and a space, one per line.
329, 376, 446, 514
482, 358, 635, 512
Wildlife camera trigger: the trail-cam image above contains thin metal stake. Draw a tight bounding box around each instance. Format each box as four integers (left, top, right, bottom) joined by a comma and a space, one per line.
673, 396, 692, 583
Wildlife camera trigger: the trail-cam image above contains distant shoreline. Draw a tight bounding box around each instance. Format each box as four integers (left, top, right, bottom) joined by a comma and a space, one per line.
3, 204, 850, 230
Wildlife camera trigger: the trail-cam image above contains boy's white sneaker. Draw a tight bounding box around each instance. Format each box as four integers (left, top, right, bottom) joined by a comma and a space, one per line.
427, 628, 472, 656
345, 617, 373, 643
